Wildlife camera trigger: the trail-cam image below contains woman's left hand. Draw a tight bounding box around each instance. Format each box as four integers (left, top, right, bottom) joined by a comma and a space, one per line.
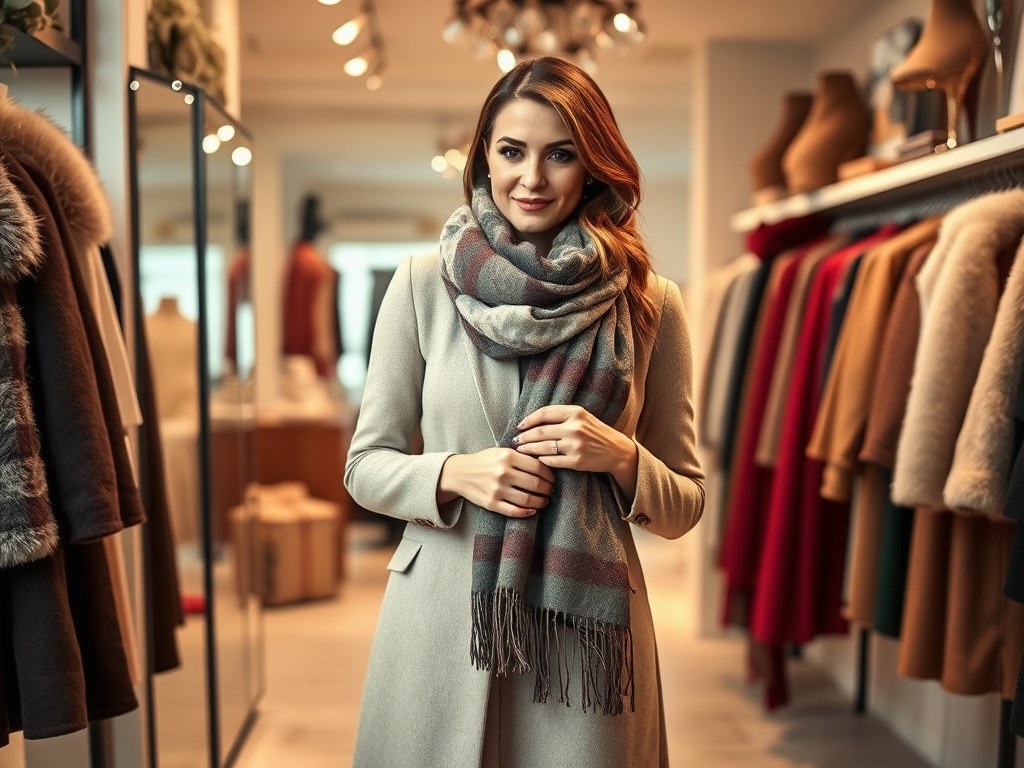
513, 405, 636, 477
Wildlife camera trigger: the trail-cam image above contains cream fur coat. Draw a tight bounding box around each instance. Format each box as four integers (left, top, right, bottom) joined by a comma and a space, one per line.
892, 190, 1024, 509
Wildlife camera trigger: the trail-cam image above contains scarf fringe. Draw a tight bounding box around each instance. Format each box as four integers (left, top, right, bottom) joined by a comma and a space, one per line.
472, 588, 635, 716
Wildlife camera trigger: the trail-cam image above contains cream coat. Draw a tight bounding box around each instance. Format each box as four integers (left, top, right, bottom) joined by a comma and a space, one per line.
892, 191, 1024, 509
345, 253, 705, 768
945, 226, 1024, 515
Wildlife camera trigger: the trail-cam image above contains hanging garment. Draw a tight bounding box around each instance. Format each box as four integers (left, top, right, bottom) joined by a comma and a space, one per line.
136, 314, 184, 674
808, 219, 940, 503
945, 224, 1024, 515
857, 240, 936, 636
819, 253, 864, 391
0, 150, 138, 740
719, 238, 828, 627
749, 227, 897, 708
696, 253, 759, 432
701, 269, 760, 455
893, 191, 1024, 508
754, 235, 851, 469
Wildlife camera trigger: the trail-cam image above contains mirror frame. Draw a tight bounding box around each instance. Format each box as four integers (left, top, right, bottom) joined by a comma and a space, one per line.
128, 66, 263, 768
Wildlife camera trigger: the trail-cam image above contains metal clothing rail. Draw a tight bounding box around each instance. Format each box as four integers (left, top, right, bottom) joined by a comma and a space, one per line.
732, 131, 1024, 768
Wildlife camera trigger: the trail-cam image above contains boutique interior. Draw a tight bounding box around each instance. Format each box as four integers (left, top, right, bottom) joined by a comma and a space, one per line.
1, 0, 1024, 766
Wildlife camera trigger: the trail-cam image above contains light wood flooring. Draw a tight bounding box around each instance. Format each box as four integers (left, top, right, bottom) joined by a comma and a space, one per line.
231, 524, 931, 768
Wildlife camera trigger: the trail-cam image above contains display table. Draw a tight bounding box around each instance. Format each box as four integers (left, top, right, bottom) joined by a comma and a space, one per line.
210, 416, 354, 580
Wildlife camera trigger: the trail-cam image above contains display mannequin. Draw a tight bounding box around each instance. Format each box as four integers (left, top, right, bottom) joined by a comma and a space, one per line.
782, 72, 868, 192
146, 297, 201, 543
282, 194, 342, 379
890, 0, 988, 149
146, 297, 199, 421
749, 92, 812, 203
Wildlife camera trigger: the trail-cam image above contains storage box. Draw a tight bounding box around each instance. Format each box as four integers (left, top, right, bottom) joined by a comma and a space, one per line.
231, 483, 340, 606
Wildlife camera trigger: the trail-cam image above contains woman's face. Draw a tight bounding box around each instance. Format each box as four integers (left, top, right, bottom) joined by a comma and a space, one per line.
485, 99, 588, 253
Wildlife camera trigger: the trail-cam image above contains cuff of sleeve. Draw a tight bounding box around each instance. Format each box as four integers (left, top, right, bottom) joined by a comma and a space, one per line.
820, 463, 853, 503
406, 451, 465, 531
611, 439, 653, 528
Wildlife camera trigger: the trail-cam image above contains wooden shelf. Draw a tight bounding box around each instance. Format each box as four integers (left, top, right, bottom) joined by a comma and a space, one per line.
731, 128, 1024, 233
1, 24, 81, 67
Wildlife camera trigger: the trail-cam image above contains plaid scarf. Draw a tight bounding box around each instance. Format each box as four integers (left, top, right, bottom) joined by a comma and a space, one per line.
0, 161, 57, 566
439, 186, 636, 715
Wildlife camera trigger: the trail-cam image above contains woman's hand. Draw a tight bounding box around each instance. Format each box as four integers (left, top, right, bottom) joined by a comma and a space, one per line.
437, 448, 555, 518
513, 405, 639, 499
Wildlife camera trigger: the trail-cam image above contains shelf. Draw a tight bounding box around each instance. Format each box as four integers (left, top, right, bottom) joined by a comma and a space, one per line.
731, 128, 1024, 233
1, 24, 81, 67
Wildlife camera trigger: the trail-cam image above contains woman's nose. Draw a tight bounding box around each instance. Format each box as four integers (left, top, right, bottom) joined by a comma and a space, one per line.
520, 159, 545, 190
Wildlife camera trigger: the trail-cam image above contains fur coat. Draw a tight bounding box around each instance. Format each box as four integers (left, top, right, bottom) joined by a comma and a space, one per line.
892, 191, 1024, 508
0, 158, 58, 566
945, 221, 1024, 515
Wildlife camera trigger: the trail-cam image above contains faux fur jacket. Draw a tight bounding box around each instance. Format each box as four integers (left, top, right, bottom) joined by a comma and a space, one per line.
892, 190, 1024, 509
0, 159, 59, 565
944, 216, 1024, 515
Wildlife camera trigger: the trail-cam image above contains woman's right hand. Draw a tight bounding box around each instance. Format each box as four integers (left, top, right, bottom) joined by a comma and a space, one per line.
437, 448, 555, 517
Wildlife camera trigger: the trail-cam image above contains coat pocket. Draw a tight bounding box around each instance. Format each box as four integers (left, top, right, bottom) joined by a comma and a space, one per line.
386, 537, 422, 573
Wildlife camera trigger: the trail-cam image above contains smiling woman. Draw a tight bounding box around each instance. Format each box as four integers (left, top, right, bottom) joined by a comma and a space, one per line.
344, 56, 705, 768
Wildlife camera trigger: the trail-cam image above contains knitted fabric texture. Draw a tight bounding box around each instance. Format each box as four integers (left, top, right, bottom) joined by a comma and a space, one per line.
439, 186, 636, 715
0, 159, 57, 565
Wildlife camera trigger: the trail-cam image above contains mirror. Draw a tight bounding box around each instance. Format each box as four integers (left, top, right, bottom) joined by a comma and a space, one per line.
129, 69, 262, 768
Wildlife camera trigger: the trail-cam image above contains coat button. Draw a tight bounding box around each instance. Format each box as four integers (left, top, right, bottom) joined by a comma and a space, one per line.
633, 514, 650, 526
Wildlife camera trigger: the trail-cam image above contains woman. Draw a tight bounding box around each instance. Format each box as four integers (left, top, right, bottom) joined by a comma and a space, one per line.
345, 56, 704, 768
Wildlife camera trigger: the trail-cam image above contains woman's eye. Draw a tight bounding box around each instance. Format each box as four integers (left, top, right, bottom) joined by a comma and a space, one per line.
499, 146, 521, 160
550, 150, 575, 163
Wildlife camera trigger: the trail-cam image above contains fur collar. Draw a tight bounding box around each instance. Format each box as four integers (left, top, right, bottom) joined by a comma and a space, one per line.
0, 99, 112, 252
0, 161, 42, 282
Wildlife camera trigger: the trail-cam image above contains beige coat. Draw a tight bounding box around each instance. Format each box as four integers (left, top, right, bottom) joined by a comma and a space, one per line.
345, 253, 705, 768
892, 191, 1024, 508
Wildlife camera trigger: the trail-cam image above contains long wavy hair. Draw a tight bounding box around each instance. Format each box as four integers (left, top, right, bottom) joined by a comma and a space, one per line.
463, 56, 658, 345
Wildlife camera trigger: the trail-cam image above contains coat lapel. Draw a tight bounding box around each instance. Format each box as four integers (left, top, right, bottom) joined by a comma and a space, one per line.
456, 329, 519, 447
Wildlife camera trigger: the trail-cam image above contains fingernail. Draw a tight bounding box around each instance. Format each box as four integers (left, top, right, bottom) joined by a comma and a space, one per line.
516, 420, 526, 430
512, 435, 521, 445
526, 509, 536, 516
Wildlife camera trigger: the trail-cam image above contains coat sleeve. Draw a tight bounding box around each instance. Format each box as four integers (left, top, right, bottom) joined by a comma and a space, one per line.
344, 256, 463, 529
616, 279, 706, 539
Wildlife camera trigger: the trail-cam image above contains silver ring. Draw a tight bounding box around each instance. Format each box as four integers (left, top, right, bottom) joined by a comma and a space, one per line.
553, 440, 560, 456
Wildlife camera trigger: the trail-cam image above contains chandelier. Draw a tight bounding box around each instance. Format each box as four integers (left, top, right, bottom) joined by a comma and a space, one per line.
442, 0, 646, 74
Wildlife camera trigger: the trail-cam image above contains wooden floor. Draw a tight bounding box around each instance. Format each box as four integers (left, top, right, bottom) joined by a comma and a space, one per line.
232, 524, 931, 768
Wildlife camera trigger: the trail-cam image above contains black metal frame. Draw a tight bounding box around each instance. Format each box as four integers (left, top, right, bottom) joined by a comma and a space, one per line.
128, 65, 262, 768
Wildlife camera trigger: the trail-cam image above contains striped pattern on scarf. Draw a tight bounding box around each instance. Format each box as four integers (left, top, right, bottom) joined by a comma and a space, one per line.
440, 186, 636, 715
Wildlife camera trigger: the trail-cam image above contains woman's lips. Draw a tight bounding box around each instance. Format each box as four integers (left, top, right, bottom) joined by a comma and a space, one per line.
514, 198, 553, 212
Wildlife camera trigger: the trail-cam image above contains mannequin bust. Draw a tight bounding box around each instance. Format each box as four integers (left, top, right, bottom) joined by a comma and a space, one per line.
750, 92, 813, 203
782, 72, 869, 193
146, 297, 200, 422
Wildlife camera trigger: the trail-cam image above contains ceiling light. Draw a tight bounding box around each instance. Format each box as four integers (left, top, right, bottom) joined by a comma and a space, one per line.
217, 124, 236, 142
332, 13, 367, 45
496, 48, 517, 72
366, 74, 383, 90
318, 0, 342, 5
202, 134, 221, 154
443, 0, 646, 72
431, 155, 448, 173
344, 55, 370, 76
231, 146, 253, 166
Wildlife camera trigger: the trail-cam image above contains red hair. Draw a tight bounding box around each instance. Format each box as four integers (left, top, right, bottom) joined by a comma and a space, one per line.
463, 56, 657, 345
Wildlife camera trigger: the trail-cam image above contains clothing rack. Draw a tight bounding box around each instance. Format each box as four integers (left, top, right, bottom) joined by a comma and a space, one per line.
731, 134, 1024, 768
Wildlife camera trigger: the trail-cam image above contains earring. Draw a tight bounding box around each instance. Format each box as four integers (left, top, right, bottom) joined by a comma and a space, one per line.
487, 173, 491, 178
586, 178, 594, 185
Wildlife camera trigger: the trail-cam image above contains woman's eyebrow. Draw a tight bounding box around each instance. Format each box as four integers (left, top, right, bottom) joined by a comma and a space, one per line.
495, 136, 575, 149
